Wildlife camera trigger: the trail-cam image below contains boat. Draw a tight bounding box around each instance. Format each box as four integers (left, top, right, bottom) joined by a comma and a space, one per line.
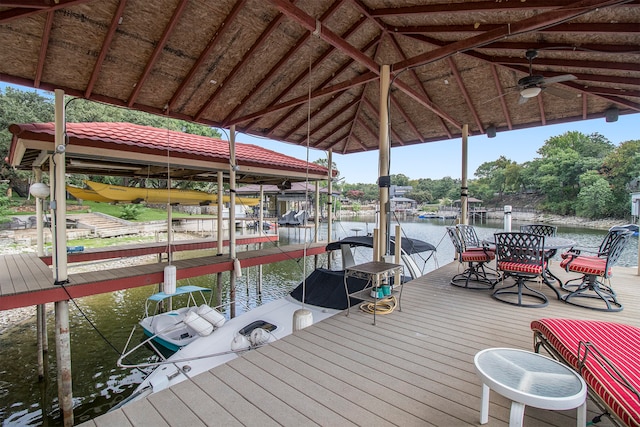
116, 268, 371, 407
84, 180, 260, 206
325, 235, 437, 279
66, 185, 114, 203
138, 285, 221, 353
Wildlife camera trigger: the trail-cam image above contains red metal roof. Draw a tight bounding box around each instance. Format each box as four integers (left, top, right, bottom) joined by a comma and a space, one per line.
9, 122, 331, 183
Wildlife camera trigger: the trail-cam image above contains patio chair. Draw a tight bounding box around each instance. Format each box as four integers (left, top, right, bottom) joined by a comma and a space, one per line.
559, 230, 632, 312
9, 217, 27, 229
560, 225, 632, 292
493, 232, 548, 307
445, 226, 496, 290
457, 224, 495, 252
519, 224, 557, 237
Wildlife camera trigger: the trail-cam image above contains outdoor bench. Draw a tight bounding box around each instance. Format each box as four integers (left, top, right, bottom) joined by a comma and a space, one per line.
531, 318, 640, 427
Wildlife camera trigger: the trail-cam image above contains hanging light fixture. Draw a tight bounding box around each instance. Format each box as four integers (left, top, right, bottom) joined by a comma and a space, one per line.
30, 182, 50, 199
520, 86, 542, 98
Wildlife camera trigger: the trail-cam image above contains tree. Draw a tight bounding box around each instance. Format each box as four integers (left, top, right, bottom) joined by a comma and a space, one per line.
601, 139, 640, 217
575, 171, 614, 218
0, 88, 55, 191
537, 131, 614, 159
390, 173, 410, 186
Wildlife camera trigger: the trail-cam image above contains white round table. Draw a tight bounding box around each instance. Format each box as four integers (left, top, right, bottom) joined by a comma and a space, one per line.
474, 348, 587, 426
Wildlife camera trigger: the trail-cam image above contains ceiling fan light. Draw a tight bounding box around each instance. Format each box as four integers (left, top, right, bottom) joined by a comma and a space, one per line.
520, 86, 542, 98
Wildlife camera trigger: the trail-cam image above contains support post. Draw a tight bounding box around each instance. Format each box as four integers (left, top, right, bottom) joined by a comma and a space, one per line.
378, 64, 391, 260
53, 89, 73, 427
229, 126, 237, 318
216, 171, 224, 308
461, 124, 469, 225
33, 168, 47, 379
327, 150, 333, 242
258, 184, 264, 295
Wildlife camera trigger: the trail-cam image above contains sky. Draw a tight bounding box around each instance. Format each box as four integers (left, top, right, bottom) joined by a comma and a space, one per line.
3, 82, 636, 184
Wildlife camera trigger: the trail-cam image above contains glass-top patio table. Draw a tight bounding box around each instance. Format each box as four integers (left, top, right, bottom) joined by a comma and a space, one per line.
474, 347, 587, 426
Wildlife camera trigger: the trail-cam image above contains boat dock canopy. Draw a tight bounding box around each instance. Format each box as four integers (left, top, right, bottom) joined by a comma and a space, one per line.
8, 122, 332, 185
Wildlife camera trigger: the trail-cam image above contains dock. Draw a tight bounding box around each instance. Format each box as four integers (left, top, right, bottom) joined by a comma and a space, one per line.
0, 242, 326, 310
83, 263, 638, 427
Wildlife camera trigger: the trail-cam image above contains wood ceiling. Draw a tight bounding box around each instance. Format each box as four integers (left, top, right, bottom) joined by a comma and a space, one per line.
0, 0, 638, 155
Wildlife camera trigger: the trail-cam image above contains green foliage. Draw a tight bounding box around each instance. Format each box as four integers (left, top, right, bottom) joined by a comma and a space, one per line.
118, 204, 145, 221
575, 171, 615, 218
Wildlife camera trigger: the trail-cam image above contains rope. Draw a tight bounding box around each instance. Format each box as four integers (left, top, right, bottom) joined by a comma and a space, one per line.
359, 295, 397, 315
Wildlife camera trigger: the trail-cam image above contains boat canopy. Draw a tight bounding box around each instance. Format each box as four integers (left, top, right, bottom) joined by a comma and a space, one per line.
289, 269, 369, 310
146, 285, 211, 302
325, 236, 436, 255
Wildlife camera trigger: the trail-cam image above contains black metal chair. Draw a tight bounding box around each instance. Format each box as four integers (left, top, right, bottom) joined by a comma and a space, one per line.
560, 230, 632, 312
520, 224, 561, 288
446, 226, 496, 290
519, 224, 557, 237
560, 226, 632, 292
493, 232, 548, 308
457, 224, 495, 251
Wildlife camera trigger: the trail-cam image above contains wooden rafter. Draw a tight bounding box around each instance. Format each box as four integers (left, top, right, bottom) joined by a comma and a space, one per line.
127, 0, 189, 108
490, 64, 513, 130
34, 10, 53, 88
447, 57, 484, 134
280, 34, 380, 141
194, 10, 286, 120
393, 0, 633, 72
388, 34, 451, 139
85, 0, 128, 99
167, 0, 246, 112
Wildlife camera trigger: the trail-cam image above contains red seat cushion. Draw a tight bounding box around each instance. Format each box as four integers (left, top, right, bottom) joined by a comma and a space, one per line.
560, 256, 610, 276
531, 318, 640, 427
497, 261, 544, 275
461, 250, 494, 262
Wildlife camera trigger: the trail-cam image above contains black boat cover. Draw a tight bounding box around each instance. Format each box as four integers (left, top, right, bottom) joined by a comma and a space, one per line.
289, 268, 369, 310
325, 235, 436, 255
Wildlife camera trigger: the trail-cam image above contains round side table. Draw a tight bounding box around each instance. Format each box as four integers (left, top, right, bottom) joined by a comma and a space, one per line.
474, 347, 587, 426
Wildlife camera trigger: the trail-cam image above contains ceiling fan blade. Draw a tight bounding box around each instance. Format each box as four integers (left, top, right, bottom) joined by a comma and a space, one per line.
541, 74, 577, 85
544, 85, 578, 100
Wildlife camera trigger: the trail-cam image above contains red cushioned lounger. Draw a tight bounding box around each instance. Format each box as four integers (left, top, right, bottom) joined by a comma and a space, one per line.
531, 318, 640, 427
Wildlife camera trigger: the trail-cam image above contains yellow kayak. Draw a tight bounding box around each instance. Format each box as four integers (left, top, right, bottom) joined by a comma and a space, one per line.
84, 181, 259, 206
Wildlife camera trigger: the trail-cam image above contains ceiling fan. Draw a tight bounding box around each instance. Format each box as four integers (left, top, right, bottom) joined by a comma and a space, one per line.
516, 49, 577, 104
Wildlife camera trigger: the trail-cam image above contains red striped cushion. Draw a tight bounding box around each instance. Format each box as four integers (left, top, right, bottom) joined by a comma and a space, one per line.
497, 261, 543, 275
531, 318, 640, 427
461, 250, 494, 262
560, 256, 610, 276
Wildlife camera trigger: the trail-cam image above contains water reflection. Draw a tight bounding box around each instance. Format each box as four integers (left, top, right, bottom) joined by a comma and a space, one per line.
0, 218, 636, 425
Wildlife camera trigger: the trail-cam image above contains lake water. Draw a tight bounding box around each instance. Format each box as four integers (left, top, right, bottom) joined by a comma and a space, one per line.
1, 218, 637, 425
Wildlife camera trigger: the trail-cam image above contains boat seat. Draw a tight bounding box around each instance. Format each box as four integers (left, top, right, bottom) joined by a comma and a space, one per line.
340, 244, 355, 269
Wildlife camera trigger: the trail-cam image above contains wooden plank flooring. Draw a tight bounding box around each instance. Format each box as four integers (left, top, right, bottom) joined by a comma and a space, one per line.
84, 262, 640, 427
0, 243, 327, 310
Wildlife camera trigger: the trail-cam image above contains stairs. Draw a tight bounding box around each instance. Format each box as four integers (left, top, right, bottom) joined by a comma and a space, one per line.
69, 213, 141, 238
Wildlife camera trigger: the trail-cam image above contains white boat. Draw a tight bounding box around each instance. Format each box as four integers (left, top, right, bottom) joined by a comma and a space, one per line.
117, 235, 436, 407
116, 268, 370, 407
138, 285, 223, 353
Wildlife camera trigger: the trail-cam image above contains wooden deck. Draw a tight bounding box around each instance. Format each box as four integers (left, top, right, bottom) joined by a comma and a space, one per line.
39, 235, 278, 265
0, 242, 326, 310
84, 262, 639, 427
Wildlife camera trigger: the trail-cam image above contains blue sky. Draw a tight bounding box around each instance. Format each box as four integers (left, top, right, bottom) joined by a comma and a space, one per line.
3, 83, 636, 184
